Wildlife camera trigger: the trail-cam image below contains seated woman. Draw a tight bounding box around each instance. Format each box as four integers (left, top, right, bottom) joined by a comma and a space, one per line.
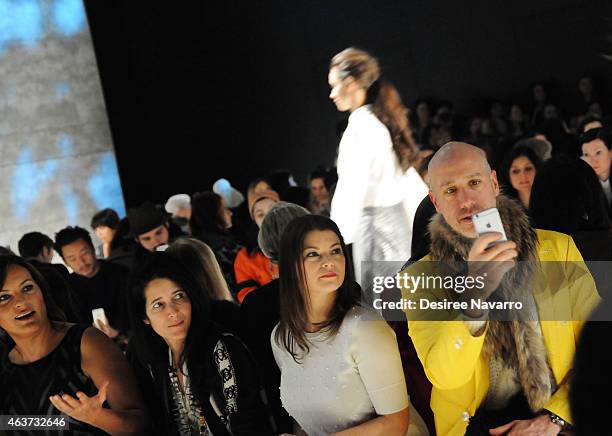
127, 252, 273, 435
499, 145, 542, 209
271, 215, 428, 436
0, 255, 147, 434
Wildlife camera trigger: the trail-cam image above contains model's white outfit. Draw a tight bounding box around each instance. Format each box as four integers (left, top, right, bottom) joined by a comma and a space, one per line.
331, 105, 428, 283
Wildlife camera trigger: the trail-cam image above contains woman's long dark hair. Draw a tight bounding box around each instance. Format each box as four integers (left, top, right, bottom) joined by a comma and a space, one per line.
0, 255, 66, 346
190, 191, 226, 236
530, 156, 612, 233
274, 215, 360, 363
499, 145, 543, 202
330, 47, 418, 169
127, 252, 217, 389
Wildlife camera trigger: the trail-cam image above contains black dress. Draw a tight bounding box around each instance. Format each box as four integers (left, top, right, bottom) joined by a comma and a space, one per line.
0, 324, 106, 435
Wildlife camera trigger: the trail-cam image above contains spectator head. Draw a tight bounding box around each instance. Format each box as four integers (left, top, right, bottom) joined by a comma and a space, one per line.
588, 101, 604, 119
414, 98, 432, 123
18, 232, 55, 262
578, 75, 594, 97
190, 191, 233, 236
530, 156, 611, 234
164, 194, 192, 220
54, 226, 99, 278
509, 104, 526, 123
128, 202, 171, 252
0, 255, 66, 337
428, 142, 499, 238
166, 237, 233, 302
309, 169, 330, 204
469, 116, 483, 138
500, 146, 542, 208
247, 177, 272, 199
489, 100, 505, 119
274, 214, 358, 361
127, 252, 211, 370
258, 202, 311, 263
248, 189, 280, 228
578, 115, 603, 133
531, 82, 547, 104
515, 137, 552, 162
543, 103, 560, 120
581, 127, 612, 182
90, 208, 120, 244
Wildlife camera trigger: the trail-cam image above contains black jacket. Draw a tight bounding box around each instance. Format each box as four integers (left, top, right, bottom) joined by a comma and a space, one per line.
128, 332, 274, 436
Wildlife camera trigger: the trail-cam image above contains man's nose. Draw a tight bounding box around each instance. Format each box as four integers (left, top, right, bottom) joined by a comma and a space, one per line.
457, 188, 476, 210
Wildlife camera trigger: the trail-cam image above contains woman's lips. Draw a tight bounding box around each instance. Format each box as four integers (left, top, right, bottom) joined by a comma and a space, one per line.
168, 320, 184, 328
320, 272, 338, 278
15, 310, 35, 321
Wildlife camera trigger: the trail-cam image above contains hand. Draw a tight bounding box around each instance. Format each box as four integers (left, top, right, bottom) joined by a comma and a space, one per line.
467, 233, 518, 295
49, 381, 109, 426
94, 319, 119, 339
489, 414, 562, 435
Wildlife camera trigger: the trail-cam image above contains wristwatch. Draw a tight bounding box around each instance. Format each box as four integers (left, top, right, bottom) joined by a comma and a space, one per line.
548, 412, 571, 432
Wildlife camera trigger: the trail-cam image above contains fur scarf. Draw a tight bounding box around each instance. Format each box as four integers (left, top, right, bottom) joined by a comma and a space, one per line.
427, 195, 554, 412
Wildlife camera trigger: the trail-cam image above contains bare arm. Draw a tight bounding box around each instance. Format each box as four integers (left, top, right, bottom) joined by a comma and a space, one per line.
50, 327, 147, 434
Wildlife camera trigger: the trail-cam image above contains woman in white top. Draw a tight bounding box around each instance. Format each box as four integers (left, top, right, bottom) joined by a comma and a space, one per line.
271, 215, 428, 436
328, 47, 427, 284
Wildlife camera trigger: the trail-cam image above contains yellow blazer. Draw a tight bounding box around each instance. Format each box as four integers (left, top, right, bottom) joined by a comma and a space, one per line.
401, 229, 601, 436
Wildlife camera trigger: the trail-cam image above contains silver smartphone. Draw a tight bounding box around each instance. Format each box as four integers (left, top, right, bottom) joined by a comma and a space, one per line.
472, 207, 507, 243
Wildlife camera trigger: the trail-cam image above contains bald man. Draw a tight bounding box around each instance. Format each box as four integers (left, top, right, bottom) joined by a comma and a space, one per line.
399, 142, 599, 435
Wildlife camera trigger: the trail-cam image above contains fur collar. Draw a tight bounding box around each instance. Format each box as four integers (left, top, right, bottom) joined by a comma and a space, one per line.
427, 195, 553, 412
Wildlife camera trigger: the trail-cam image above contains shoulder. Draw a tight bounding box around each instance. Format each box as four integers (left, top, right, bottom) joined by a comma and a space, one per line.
346, 107, 391, 144
535, 228, 580, 260
342, 306, 393, 339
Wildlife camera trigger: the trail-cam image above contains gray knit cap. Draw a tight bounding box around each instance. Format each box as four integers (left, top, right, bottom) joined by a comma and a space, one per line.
258, 201, 310, 261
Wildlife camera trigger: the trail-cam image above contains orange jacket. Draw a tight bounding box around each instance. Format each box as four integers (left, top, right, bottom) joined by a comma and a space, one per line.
234, 247, 278, 303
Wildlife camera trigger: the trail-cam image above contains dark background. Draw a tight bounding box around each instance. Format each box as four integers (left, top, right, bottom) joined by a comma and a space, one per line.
84, 0, 612, 208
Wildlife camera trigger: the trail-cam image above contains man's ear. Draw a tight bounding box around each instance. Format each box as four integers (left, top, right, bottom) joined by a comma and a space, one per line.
490, 170, 500, 195
428, 190, 441, 213
143, 318, 150, 325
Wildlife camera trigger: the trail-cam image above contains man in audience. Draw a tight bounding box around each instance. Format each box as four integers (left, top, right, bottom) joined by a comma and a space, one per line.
18, 231, 69, 277
128, 201, 179, 252
400, 142, 599, 435
54, 226, 129, 337
18, 231, 77, 321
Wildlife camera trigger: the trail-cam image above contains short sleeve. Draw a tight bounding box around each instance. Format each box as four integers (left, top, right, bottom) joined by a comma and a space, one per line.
352, 316, 409, 415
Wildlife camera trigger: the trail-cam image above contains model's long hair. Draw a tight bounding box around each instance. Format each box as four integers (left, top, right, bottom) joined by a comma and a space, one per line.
330, 47, 418, 169
274, 215, 360, 363
166, 237, 234, 302
530, 156, 612, 233
127, 252, 217, 390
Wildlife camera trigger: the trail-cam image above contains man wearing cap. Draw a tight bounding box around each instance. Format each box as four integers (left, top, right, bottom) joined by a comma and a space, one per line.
233, 189, 280, 302
128, 201, 183, 252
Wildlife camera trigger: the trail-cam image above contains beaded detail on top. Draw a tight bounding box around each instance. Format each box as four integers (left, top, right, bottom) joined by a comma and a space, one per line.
168, 349, 210, 436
